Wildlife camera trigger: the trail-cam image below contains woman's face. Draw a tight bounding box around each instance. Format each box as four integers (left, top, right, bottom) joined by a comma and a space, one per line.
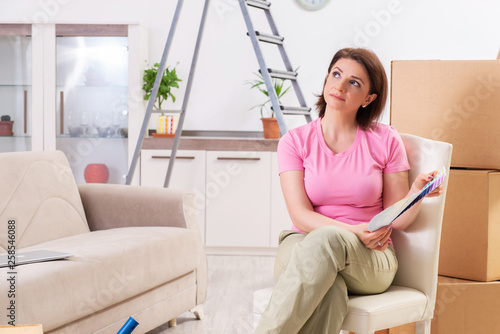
323, 57, 377, 114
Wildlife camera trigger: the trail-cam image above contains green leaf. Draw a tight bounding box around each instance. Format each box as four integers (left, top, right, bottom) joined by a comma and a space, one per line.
245, 69, 295, 118
142, 63, 182, 109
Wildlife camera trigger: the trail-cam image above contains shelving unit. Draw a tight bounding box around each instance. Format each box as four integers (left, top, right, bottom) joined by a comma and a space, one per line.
0, 23, 147, 185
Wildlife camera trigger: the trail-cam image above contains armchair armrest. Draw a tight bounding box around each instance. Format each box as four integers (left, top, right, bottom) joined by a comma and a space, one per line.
78, 184, 199, 232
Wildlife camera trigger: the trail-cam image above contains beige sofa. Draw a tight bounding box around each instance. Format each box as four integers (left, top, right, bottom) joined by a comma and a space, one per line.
0, 150, 207, 333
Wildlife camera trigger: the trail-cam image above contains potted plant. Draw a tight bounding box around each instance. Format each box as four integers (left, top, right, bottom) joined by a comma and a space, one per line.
0, 115, 14, 136
246, 71, 291, 139
142, 62, 182, 137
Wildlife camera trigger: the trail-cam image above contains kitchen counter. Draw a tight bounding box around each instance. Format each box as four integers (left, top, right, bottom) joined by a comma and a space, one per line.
142, 136, 279, 152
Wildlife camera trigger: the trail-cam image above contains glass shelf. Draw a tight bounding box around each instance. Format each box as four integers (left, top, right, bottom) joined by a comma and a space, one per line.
0, 84, 32, 87
0, 134, 31, 138
56, 84, 127, 88
57, 133, 128, 139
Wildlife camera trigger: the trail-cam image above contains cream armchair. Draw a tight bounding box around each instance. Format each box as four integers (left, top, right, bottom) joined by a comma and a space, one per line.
253, 134, 453, 334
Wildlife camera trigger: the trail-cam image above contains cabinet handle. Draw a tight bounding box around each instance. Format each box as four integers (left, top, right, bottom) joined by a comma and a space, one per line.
216, 157, 261, 161
60, 91, 64, 135
151, 155, 195, 160
24, 90, 27, 134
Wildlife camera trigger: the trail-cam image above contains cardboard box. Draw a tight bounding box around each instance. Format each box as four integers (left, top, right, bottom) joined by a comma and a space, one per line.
431, 276, 500, 334
390, 60, 500, 169
439, 169, 500, 281
440, 169, 500, 280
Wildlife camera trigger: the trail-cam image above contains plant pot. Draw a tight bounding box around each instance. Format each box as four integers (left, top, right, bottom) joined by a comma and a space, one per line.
261, 117, 280, 139
0, 121, 14, 136
84, 163, 109, 183
154, 113, 178, 137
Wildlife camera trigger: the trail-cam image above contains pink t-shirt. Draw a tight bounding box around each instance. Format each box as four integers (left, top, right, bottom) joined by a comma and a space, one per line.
278, 118, 410, 232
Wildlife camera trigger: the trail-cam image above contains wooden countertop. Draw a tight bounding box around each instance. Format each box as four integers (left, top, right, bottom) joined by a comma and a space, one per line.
142, 136, 279, 152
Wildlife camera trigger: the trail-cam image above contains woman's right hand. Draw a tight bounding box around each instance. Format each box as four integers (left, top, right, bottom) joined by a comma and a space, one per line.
410, 170, 444, 198
351, 223, 392, 251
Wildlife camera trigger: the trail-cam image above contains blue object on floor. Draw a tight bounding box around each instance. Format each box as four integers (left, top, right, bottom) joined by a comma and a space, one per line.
116, 316, 139, 334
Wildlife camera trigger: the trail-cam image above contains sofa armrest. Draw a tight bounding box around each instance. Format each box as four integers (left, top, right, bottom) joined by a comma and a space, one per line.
78, 184, 197, 231
79, 183, 208, 306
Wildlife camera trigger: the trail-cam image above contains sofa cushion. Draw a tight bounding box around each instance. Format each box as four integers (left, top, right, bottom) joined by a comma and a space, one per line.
0, 151, 89, 250
0, 226, 199, 331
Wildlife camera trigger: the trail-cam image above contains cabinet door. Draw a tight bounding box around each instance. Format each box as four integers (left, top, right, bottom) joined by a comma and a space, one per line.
205, 151, 271, 248
54, 25, 132, 184
140, 149, 206, 242
0, 24, 32, 152
270, 152, 293, 247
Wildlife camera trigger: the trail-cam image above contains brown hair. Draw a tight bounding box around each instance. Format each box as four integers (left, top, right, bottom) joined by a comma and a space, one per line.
315, 48, 387, 130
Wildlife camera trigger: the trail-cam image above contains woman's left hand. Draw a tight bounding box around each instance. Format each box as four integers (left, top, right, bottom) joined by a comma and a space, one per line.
411, 170, 444, 198
351, 223, 392, 251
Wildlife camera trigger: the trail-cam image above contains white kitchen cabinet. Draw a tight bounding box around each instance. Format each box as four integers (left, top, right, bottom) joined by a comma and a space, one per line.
140, 149, 206, 242
205, 151, 271, 248
270, 152, 293, 247
139, 145, 290, 251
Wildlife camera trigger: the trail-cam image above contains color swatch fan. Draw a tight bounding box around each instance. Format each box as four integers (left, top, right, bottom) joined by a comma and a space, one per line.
368, 167, 447, 232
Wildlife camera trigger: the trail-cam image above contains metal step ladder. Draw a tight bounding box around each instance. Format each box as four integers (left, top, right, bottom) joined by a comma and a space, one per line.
125, 0, 210, 187
238, 0, 313, 136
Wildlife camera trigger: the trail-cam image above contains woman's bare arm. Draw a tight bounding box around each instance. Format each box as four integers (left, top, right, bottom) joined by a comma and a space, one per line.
383, 170, 443, 231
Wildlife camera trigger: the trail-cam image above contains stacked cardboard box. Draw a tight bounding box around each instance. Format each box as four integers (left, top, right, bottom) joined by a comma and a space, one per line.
391, 60, 500, 169
439, 169, 500, 281
390, 60, 500, 333
431, 276, 500, 333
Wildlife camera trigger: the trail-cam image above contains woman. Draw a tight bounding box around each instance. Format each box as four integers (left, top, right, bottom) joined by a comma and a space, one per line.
255, 48, 443, 334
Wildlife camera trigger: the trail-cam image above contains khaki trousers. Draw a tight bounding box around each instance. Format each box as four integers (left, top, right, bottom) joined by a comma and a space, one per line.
255, 225, 398, 334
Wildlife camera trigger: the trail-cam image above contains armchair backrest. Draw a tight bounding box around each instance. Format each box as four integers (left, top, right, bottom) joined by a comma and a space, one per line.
392, 134, 452, 320
0, 151, 89, 252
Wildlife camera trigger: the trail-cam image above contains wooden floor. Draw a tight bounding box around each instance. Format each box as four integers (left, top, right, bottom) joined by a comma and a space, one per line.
147, 255, 275, 334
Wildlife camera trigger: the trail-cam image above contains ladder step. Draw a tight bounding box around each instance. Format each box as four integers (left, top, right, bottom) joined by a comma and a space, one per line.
253, 31, 284, 45
151, 110, 183, 114
272, 105, 311, 115
267, 68, 298, 80
245, 0, 271, 10
240, 0, 312, 137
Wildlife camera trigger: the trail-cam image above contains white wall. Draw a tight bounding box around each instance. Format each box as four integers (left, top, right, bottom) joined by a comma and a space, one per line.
2, 0, 500, 131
